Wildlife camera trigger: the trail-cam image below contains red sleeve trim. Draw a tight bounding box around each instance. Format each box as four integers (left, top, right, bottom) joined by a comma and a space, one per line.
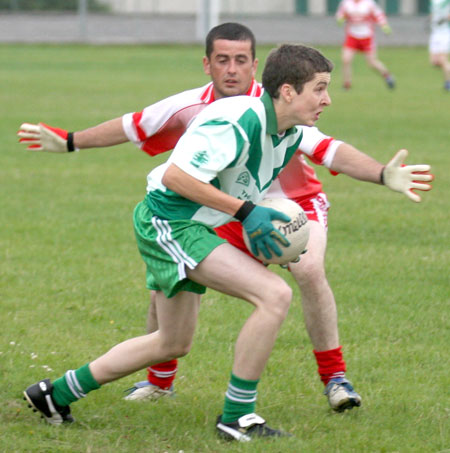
309, 137, 334, 165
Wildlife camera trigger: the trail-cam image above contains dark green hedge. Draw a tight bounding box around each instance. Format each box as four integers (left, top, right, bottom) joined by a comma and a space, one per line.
0, 0, 109, 11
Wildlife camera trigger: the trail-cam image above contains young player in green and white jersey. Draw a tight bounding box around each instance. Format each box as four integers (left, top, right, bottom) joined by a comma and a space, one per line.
22, 44, 335, 441
429, 0, 450, 90
23, 43, 433, 441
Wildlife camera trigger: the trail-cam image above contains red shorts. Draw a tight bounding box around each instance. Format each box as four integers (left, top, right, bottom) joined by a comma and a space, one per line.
214, 193, 330, 258
344, 35, 375, 53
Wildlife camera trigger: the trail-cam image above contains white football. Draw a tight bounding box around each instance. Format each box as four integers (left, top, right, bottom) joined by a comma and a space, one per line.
242, 198, 310, 265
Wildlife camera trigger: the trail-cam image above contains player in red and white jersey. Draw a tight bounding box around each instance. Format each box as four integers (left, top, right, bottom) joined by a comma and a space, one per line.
336, 0, 395, 89
17, 23, 432, 414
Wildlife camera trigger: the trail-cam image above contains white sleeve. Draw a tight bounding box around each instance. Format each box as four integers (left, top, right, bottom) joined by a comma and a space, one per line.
121, 86, 206, 146
299, 126, 342, 168
169, 122, 245, 183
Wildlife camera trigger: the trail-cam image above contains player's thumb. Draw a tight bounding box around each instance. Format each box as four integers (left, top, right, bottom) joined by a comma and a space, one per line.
268, 208, 291, 223
387, 149, 408, 169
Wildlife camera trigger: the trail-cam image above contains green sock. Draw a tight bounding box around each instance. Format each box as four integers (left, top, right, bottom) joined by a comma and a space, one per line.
52, 363, 100, 407
221, 373, 259, 424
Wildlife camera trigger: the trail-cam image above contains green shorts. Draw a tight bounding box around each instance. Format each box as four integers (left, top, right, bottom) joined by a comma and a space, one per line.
133, 201, 227, 298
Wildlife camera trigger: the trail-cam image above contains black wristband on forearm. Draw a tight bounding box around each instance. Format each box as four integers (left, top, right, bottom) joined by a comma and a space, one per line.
380, 167, 386, 185
67, 132, 75, 152
234, 201, 256, 222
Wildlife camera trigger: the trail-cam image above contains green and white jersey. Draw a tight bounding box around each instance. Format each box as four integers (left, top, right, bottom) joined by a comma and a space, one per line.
145, 92, 303, 228
431, 0, 450, 32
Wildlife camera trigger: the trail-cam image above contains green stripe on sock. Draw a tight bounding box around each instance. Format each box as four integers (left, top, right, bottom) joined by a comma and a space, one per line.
221, 373, 259, 424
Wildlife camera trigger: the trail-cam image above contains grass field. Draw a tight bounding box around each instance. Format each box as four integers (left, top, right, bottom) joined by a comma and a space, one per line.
0, 43, 449, 453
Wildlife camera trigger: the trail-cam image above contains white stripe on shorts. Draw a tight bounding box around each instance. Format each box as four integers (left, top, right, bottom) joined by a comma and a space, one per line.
152, 217, 198, 279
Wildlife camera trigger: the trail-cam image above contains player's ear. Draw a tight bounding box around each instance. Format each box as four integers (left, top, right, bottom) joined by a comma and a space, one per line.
252, 58, 259, 78
279, 84, 294, 103
203, 56, 211, 76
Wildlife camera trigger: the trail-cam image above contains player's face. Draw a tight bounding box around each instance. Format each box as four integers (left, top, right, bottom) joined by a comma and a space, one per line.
203, 39, 258, 99
290, 72, 332, 127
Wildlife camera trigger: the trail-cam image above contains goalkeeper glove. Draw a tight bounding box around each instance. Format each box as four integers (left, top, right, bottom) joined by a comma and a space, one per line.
18, 122, 76, 152
381, 24, 392, 35
235, 201, 291, 260
381, 149, 433, 203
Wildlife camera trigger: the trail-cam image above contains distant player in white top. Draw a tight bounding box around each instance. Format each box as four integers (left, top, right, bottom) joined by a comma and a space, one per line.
18, 23, 433, 416
429, 0, 450, 90
336, 0, 395, 89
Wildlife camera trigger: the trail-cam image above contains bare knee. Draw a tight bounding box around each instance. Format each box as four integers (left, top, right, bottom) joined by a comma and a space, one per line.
342, 54, 353, 65
430, 56, 442, 68
290, 256, 327, 290
160, 338, 193, 359
260, 280, 293, 321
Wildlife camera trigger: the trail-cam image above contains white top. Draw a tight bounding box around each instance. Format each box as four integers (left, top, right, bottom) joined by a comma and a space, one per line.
336, 0, 387, 39
430, 0, 450, 34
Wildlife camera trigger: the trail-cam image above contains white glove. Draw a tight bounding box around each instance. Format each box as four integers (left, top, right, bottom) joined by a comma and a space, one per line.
18, 122, 76, 153
381, 149, 433, 202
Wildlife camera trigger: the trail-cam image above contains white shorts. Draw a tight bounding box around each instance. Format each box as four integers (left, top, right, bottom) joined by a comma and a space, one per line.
429, 29, 450, 54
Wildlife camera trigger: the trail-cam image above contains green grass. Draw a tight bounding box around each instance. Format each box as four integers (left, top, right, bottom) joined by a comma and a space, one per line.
1, 44, 449, 453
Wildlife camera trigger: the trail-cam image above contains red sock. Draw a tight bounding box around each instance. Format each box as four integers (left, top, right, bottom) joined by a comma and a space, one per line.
147, 359, 178, 389
313, 346, 346, 386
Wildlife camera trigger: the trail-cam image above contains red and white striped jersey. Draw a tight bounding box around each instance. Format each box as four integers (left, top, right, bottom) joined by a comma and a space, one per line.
122, 80, 262, 156
336, 0, 387, 39
122, 80, 340, 203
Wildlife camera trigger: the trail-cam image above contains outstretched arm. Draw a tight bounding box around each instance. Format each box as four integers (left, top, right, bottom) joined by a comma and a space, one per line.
330, 143, 433, 202
330, 142, 383, 183
18, 117, 128, 152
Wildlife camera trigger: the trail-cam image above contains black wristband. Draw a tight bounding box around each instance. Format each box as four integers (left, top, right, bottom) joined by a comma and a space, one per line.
380, 166, 386, 185
234, 201, 256, 222
67, 132, 75, 152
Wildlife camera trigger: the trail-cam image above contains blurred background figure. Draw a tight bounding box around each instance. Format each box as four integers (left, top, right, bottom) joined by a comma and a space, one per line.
336, 0, 395, 90
429, 0, 450, 91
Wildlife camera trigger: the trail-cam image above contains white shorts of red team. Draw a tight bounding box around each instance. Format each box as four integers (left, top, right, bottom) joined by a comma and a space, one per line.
215, 193, 330, 258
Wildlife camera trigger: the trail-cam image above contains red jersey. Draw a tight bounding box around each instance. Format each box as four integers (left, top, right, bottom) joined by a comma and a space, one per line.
336, 0, 387, 39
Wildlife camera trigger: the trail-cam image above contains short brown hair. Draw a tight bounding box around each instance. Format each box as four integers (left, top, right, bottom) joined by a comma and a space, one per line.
262, 44, 333, 98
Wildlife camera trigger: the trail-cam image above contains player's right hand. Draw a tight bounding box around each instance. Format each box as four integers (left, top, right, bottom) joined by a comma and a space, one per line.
381, 24, 392, 35
18, 123, 74, 153
242, 205, 291, 260
381, 149, 433, 203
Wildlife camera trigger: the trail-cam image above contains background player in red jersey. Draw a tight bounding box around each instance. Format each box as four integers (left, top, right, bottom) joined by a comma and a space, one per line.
336, 0, 395, 89
18, 23, 432, 413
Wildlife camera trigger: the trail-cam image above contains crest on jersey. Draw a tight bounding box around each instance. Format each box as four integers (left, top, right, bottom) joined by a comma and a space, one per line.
190, 150, 209, 168
236, 171, 250, 187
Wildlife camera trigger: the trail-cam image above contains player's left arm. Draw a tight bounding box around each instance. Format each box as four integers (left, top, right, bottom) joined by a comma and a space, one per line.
330, 143, 434, 202
371, 2, 391, 33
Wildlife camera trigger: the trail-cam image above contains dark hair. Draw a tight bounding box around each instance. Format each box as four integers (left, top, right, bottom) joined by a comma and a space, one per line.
262, 44, 334, 98
205, 22, 256, 60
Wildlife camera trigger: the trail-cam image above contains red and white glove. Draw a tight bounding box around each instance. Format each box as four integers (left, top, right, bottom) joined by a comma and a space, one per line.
381, 149, 433, 202
17, 122, 76, 153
